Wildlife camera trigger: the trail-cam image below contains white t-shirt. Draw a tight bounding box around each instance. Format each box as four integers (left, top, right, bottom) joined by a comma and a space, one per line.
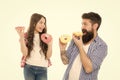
26, 33, 48, 67
68, 44, 90, 80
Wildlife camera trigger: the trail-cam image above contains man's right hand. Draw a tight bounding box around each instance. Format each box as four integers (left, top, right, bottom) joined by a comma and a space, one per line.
59, 38, 67, 51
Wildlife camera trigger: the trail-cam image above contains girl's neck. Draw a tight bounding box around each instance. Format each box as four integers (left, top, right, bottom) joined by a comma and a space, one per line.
34, 31, 39, 34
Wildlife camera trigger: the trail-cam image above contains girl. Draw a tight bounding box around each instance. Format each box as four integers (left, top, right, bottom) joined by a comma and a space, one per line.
15, 13, 52, 80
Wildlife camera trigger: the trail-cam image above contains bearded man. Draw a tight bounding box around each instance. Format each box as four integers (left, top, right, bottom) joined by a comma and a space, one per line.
59, 12, 108, 80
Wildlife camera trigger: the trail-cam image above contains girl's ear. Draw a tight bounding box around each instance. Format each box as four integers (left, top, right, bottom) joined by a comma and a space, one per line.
93, 23, 98, 30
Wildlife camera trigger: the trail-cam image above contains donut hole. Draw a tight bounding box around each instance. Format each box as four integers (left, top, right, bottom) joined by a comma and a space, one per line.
45, 36, 47, 39
64, 37, 67, 40
77, 37, 80, 40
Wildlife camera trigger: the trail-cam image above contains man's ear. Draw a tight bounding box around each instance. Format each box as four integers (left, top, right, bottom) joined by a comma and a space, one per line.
93, 23, 98, 30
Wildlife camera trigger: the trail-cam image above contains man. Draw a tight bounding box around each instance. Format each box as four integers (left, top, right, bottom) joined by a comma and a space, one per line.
59, 12, 108, 80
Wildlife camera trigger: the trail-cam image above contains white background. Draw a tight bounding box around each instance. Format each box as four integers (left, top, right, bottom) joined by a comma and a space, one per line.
0, 0, 120, 80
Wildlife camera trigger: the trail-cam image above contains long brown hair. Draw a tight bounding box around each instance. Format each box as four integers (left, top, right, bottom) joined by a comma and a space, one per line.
26, 13, 48, 58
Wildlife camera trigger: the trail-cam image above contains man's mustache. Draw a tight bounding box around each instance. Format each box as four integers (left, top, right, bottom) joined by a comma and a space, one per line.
82, 29, 88, 33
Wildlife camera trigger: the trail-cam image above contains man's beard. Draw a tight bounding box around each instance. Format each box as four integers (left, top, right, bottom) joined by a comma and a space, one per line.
82, 29, 94, 44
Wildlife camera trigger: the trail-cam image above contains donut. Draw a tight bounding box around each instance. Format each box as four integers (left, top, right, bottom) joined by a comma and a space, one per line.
41, 33, 52, 44
60, 34, 71, 44
73, 32, 83, 37
15, 26, 25, 30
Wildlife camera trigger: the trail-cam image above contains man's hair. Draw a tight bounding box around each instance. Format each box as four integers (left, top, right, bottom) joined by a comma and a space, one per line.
82, 12, 102, 30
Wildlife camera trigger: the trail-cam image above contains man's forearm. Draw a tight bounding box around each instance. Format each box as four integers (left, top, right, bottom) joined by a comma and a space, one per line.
79, 46, 92, 73
60, 50, 69, 65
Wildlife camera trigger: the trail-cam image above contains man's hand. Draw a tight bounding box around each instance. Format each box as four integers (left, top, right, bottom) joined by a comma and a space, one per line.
72, 34, 83, 49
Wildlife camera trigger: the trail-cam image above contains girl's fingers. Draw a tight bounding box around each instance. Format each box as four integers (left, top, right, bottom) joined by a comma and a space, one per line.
15, 26, 25, 33
15, 26, 25, 31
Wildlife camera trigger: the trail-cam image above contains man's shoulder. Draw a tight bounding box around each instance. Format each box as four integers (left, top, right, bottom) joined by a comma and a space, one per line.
94, 36, 107, 47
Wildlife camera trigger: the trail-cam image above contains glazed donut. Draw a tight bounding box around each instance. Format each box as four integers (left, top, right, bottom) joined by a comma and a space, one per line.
15, 26, 25, 30
41, 33, 52, 44
73, 32, 83, 37
60, 34, 71, 44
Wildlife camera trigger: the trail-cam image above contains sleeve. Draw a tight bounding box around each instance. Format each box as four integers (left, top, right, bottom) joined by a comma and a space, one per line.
89, 43, 108, 71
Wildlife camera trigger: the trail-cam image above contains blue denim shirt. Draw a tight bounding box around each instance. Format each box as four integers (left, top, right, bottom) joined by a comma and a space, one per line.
63, 36, 108, 80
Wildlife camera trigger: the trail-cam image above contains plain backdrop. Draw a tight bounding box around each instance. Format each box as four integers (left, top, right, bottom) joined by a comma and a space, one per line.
0, 0, 120, 80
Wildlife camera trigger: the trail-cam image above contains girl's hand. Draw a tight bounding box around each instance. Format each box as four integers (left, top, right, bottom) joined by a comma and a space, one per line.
15, 26, 25, 39
47, 35, 53, 46
48, 40, 53, 47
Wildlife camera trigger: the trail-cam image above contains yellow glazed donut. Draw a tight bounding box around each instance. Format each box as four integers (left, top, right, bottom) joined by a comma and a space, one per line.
73, 32, 83, 37
60, 34, 71, 44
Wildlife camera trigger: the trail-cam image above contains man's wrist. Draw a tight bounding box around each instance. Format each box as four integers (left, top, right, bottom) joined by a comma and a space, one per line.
60, 50, 66, 55
60, 49, 65, 52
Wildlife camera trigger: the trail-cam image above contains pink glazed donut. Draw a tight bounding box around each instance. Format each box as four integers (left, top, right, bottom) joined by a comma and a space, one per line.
41, 33, 52, 44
